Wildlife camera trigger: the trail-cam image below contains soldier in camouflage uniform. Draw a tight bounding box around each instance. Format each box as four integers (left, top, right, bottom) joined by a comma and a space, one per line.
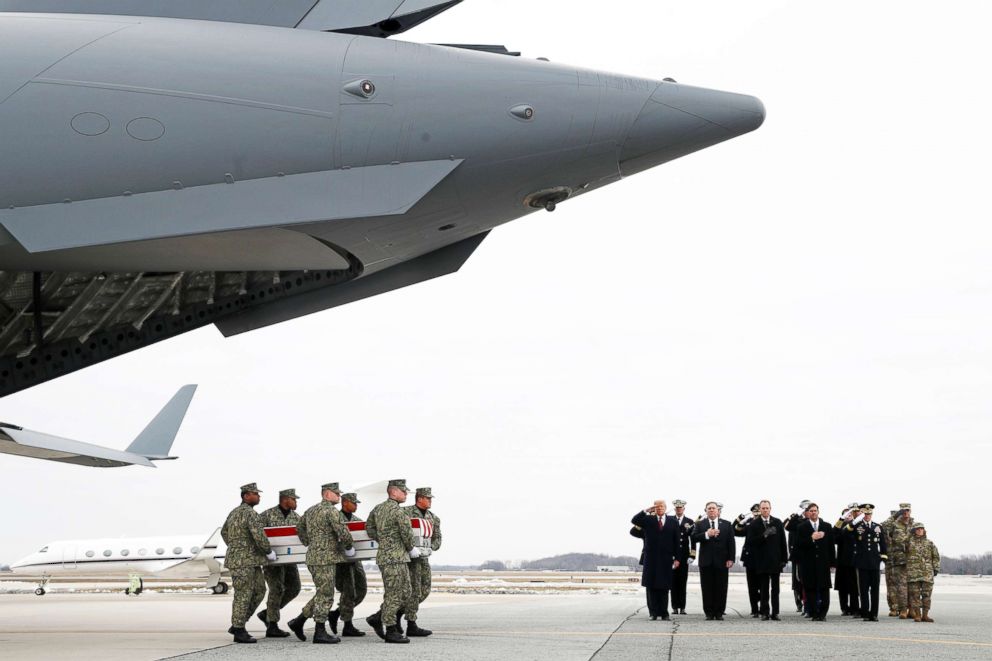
287, 483, 356, 645
882, 502, 914, 618
256, 488, 302, 638
906, 521, 940, 623
365, 478, 419, 644
402, 487, 442, 636
882, 509, 899, 614
327, 492, 368, 638
220, 482, 276, 644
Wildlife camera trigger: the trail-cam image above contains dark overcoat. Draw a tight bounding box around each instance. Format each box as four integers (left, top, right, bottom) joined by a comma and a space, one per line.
745, 516, 788, 574
631, 511, 679, 589
796, 519, 835, 589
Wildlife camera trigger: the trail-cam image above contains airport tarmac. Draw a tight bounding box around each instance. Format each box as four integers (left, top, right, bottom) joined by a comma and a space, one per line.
1, 574, 990, 660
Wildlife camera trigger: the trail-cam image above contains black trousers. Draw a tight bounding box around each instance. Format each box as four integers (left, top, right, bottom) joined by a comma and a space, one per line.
671, 563, 689, 610
645, 587, 670, 617
836, 566, 860, 614
755, 572, 781, 616
745, 569, 760, 614
858, 568, 880, 618
808, 585, 830, 618
699, 566, 729, 617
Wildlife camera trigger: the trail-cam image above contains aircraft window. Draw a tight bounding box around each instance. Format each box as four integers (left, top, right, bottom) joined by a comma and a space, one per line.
39, 546, 48, 553
85, 551, 95, 558
103, 550, 112, 557
173, 547, 182, 555
138, 548, 147, 556
121, 549, 130, 557
191, 546, 201, 554
156, 548, 165, 555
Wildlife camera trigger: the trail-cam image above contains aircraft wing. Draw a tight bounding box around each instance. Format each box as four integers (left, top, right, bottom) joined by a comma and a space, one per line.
0, 1, 463, 36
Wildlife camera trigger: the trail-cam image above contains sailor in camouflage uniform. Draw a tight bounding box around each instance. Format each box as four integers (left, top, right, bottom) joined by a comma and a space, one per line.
906, 521, 940, 623
847, 504, 887, 621
327, 492, 368, 638
365, 479, 420, 644
287, 482, 356, 645
256, 488, 302, 638
402, 487, 442, 636
220, 482, 276, 644
882, 502, 914, 618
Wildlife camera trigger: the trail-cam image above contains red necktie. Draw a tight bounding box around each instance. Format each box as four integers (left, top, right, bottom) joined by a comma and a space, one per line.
658, 517, 664, 530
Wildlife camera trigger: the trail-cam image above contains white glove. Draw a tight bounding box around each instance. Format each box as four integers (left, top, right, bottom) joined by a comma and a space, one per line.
344, 547, 356, 558
796, 508, 805, 516
409, 547, 422, 559
687, 558, 694, 565
744, 514, 754, 522
266, 551, 277, 562
853, 513, 864, 525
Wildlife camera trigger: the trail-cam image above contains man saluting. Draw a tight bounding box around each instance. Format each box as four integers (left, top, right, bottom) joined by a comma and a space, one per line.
631, 500, 680, 620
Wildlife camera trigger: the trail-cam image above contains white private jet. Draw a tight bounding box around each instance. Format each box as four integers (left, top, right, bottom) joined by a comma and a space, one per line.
9, 529, 228, 595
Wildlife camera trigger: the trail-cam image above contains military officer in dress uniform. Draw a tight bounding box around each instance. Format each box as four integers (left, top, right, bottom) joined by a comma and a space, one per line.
328, 493, 368, 638
220, 482, 276, 644
256, 488, 302, 638
834, 503, 861, 616
848, 504, 887, 621
402, 487, 442, 636
287, 483, 356, 645
784, 500, 811, 614
365, 479, 420, 644
671, 500, 695, 615
734, 503, 761, 617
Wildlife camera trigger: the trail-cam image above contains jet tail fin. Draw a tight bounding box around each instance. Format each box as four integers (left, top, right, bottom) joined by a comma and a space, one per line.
125, 385, 197, 459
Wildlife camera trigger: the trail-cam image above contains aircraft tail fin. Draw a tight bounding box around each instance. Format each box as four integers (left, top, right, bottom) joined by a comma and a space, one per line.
125, 385, 198, 459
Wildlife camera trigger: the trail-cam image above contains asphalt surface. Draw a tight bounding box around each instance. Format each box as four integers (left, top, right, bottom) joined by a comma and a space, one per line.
1, 575, 990, 660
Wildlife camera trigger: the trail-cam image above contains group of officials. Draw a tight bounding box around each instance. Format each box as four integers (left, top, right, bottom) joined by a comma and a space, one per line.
632, 499, 941, 624
220, 479, 442, 645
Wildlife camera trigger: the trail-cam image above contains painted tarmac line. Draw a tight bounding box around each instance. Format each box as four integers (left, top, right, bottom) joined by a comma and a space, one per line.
440, 630, 992, 648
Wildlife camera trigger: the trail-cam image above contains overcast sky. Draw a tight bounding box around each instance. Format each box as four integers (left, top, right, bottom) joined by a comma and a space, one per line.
2, 1, 991, 566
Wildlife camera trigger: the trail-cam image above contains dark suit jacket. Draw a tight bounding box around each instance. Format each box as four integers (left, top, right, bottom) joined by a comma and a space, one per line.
631, 511, 679, 589
691, 518, 735, 568
745, 516, 788, 574
797, 518, 835, 589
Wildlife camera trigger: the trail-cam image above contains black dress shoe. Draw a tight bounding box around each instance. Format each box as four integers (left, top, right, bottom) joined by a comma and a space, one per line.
751, 612, 759, 618
761, 615, 770, 621
715, 615, 724, 621
770, 614, 780, 621
661, 615, 671, 621
650, 615, 658, 621
706, 616, 714, 621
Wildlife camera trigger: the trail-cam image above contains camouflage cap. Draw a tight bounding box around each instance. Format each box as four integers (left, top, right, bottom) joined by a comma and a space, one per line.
342, 492, 361, 504
240, 482, 262, 494
750, 503, 760, 513
672, 499, 687, 507
416, 487, 434, 499
910, 521, 926, 531
899, 502, 912, 509
279, 488, 300, 500
321, 482, 342, 494
387, 479, 409, 492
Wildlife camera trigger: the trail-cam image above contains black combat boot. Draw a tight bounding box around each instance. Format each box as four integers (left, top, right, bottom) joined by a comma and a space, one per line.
384, 624, 410, 644
266, 622, 290, 638
327, 609, 340, 635
230, 627, 257, 644
313, 621, 341, 644
406, 620, 432, 637
342, 621, 366, 637
287, 614, 307, 641
256, 610, 268, 626
366, 610, 385, 640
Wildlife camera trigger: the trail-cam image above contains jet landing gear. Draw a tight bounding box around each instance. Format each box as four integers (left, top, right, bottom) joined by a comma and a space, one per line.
34, 577, 49, 596
125, 576, 144, 596
211, 582, 229, 595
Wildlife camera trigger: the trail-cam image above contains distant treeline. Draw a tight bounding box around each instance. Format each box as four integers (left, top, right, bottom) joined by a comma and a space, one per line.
439, 551, 992, 574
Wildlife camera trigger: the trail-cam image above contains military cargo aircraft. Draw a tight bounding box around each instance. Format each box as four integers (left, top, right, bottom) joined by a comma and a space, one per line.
0, 1, 765, 398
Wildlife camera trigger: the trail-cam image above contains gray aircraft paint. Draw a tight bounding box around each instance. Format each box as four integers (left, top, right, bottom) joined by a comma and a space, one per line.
0, 6, 763, 396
